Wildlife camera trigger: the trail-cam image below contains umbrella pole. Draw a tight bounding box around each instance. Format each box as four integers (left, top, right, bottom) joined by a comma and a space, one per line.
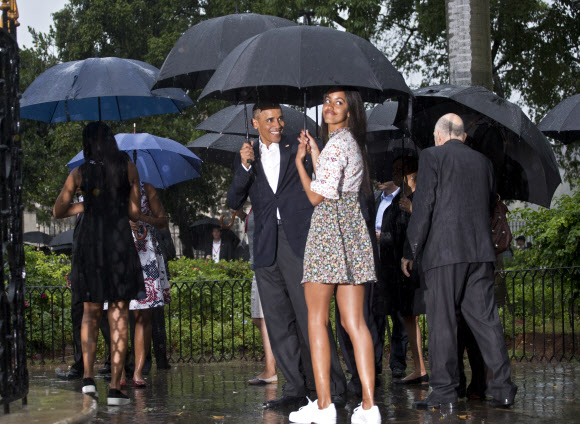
303, 91, 307, 132
98, 97, 102, 121
315, 105, 319, 138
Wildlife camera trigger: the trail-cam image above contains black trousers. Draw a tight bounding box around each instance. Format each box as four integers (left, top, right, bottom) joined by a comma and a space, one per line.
71, 289, 111, 372
255, 225, 346, 397
336, 281, 383, 380
424, 262, 514, 401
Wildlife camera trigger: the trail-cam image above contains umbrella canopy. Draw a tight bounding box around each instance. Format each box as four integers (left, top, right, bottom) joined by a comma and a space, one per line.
49, 229, 74, 251
21, 57, 193, 123
410, 85, 561, 208
154, 13, 297, 90
195, 104, 317, 136
67, 133, 202, 189
189, 218, 240, 251
23, 231, 53, 246
199, 25, 411, 106
366, 101, 399, 133
538, 94, 580, 144
187, 133, 248, 169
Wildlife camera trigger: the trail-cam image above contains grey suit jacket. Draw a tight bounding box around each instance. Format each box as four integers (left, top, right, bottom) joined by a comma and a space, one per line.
406, 139, 496, 272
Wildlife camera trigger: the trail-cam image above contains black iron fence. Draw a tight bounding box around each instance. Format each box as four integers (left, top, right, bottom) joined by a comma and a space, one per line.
0, 9, 27, 414
26, 267, 580, 366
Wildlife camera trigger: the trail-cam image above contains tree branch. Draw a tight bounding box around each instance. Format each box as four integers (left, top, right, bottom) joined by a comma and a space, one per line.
392, 29, 416, 63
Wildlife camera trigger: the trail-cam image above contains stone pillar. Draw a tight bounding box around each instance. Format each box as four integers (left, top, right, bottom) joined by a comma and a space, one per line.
446, 0, 493, 89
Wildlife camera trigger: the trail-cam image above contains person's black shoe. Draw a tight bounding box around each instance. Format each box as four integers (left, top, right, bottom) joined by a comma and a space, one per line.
107, 388, 130, 406
331, 394, 346, 409
394, 374, 429, 385
56, 368, 82, 380
392, 368, 405, 379
156, 358, 171, 370
81, 378, 97, 397
262, 395, 307, 409
490, 384, 517, 408
98, 365, 111, 375
413, 395, 458, 410
103, 374, 112, 381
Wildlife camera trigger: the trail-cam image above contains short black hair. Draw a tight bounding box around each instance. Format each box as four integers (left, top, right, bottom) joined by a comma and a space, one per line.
252, 102, 282, 119
516, 236, 525, 242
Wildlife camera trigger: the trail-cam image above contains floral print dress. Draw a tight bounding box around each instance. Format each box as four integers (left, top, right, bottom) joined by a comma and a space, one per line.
302, 127, 376, 285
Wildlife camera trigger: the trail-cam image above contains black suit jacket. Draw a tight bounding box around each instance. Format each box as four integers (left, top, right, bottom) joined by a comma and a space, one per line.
406, 139, 496, 272
227, 134, 315, 269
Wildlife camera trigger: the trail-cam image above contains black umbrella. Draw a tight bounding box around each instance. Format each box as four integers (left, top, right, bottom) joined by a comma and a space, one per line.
196, 104, 317, 136
409, 85, 561, 208
366, 131, 420, 182
189, 219, 240, 251
199, 25, 411, 107
49, 229, 75, 252
154, 14, 297, 91
187, 133, 247, 168
23, 231, 53, 246
538, 94, 580, 144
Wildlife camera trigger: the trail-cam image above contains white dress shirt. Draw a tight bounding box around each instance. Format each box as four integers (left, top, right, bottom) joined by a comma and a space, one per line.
243, 139, 281, 219
212, 240, 221, 263
375, 187, 401, 231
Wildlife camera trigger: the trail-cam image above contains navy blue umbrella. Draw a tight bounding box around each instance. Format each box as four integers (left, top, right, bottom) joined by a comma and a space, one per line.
21, 57, 194, 123
67, 133, 202, 189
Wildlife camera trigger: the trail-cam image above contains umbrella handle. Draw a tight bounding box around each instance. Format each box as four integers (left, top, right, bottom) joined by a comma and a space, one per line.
220, 211, 237, 229
134, 224, 148, 240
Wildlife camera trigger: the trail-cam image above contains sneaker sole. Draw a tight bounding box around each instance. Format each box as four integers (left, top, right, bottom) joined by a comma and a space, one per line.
82, 385, 97, 394
107, 397, 130, 406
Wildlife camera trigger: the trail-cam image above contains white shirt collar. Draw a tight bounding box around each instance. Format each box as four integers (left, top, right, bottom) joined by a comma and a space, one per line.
259, 138, 280, 153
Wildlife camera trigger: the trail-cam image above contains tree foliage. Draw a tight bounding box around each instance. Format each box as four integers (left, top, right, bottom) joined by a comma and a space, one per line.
509, 187, 580, 268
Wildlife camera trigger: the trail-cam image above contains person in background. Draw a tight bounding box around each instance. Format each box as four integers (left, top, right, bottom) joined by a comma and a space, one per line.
205, 226, 233, 262
53, 121, 145, 406
246, 208, 278, 385
515, 236, 526, 250
402, 113, 516, 410
375, 164, 409, 381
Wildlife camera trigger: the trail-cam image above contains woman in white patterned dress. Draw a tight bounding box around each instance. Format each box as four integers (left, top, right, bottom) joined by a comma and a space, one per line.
290, 88, 380, 424
123, 182, 171, 386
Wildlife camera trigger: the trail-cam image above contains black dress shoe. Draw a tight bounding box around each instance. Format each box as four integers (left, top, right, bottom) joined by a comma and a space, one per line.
413, 395, 458, 410
56, 369, 82, 380
392, 368, 406, 379
331, 394, 346, 409
490, 384, 517, 408
262, 395, 307, 409
394, 374, 429, 385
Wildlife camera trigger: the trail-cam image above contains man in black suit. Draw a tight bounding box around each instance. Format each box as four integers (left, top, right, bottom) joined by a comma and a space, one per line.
227, 103, 346, 409
402, 113, 516, 410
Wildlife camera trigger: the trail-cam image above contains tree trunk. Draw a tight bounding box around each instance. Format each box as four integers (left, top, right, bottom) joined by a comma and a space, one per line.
446, 0, 493, 89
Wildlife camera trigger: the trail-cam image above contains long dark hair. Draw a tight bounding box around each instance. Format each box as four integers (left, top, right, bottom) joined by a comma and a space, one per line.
81, 121, 126, 190
321, 87, 371, 196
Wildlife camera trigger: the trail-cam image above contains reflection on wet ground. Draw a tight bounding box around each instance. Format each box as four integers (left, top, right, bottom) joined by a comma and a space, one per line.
29, 361, 580, 423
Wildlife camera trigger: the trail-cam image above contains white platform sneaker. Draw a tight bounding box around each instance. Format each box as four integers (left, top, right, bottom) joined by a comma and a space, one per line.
351, 404, 381, 424
289, 397, 337, 423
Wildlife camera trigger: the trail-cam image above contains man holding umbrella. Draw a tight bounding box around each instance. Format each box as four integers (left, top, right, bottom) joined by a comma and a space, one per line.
401, 113, 517, 410
227, 103, 346, 409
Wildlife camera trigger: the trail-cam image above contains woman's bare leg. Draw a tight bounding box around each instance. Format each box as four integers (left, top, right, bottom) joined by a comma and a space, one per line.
336, 284, 376, 410
401, 315, 427, 380
108, 301, 129, 390
304, 282, 335, 410
132, 308, 153, 382
81, 302, 104, 379
252, 317, 277, 379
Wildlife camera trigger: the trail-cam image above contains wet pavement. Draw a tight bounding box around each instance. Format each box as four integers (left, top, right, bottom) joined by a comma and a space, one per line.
26, 361, 580, 423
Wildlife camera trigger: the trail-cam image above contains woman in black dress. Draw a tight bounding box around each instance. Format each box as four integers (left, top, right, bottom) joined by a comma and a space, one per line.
380, 156, 428, 385
53, 122, 145, 405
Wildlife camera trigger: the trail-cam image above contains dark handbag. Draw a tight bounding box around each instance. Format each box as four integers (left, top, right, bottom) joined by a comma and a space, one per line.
491, 195, 512, 255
